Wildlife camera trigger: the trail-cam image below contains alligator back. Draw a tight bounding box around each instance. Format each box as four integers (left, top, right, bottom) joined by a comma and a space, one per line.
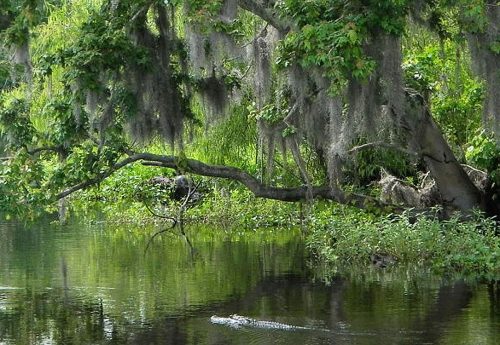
210, 314, 313, 331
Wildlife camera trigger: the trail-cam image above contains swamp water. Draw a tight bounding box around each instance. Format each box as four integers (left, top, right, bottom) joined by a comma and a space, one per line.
0, 219, 498, 345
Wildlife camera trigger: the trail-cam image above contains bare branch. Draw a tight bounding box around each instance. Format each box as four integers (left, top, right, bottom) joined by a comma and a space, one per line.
143, 202, 177, 222
348, 142, 419, 157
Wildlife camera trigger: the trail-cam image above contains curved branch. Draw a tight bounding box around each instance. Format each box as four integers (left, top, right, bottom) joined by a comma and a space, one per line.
56, 152, 399, 212
238, 0, 290, 33
143, 202, 177, 222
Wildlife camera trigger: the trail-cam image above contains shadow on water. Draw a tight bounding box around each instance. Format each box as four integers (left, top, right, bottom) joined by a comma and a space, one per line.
0, 218, 498, 344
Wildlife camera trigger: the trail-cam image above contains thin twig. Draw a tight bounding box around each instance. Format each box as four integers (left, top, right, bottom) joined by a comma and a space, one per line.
143, 202, 177, 222
348, 142, 419, 157
144, 176, 201, 256
177, 177, 201, 255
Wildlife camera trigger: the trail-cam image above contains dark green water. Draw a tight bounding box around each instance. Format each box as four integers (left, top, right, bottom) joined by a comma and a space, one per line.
0, 219, 498, 345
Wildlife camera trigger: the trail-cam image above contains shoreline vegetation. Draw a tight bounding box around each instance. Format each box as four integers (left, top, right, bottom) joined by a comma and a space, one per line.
66, 180, 499, 279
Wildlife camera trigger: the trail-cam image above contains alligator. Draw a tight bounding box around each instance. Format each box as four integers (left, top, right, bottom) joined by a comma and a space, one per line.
210, 314, 324, 331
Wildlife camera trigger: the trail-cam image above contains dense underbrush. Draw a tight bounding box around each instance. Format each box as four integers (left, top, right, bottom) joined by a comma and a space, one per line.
306, 207, 499, 277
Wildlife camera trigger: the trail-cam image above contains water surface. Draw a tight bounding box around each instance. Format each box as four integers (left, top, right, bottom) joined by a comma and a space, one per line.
0, 218, 498, 344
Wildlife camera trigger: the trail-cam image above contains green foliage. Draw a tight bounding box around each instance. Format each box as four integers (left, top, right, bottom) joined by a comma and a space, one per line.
75, 162, 173, 204
0, 95, 35, 149
0, 0, 58, 44
403, 37, 484, 147
421, 0, 491, 38
0, 53, 11, 90
466, 131, 500, 185
0, 151, 49, 217
187, 188, 301, 230
490, 40, 500, 54
280, 0, 409, 34
455, 0, 490, 33
277, 0, 410, 87
307, 209, 500, 276
53, 11, 145, 89
44, 96, 86, 146
277, 16, 375, 86
281, 126, 297, 138
184, 0, 254, 41
253, 101, 285, 126
4, 16, 29, 45
192, 99, 257, 170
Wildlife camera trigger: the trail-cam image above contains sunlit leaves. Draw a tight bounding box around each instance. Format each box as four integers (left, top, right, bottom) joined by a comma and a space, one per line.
466, 131, 500, 185
403, 39, 485, 147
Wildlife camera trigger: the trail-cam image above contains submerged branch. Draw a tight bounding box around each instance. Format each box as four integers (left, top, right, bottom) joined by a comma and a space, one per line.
144, 222, 177, 256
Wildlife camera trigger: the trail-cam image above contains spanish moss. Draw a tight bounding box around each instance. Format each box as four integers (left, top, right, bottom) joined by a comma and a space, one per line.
467, 3, 500, 141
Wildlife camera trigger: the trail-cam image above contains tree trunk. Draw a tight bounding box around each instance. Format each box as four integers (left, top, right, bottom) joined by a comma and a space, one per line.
408, 95, 483, 215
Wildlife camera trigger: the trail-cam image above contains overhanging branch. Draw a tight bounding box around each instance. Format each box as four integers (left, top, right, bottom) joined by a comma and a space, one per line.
56, 152, 399, 211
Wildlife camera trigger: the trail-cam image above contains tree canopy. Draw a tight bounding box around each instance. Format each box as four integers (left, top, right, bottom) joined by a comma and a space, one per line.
0, 0, 499, 218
